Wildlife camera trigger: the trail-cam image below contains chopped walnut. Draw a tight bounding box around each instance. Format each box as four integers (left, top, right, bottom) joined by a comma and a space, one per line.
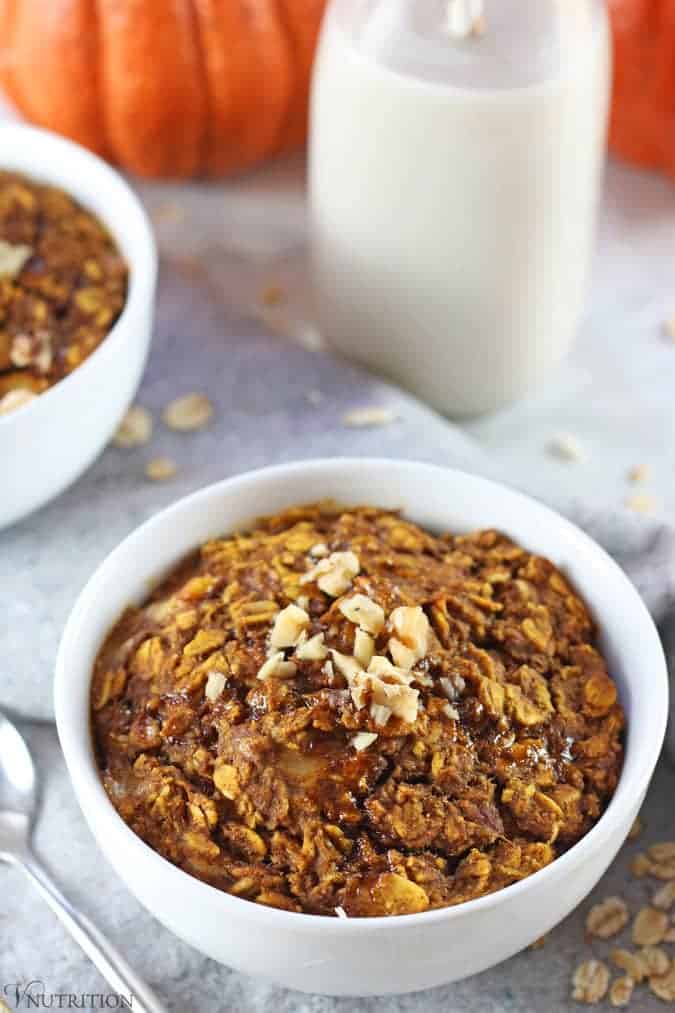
586, 897, 630, 939
338, 594, 385, 635
295, 632, 328, 662
572, 959, 610, 1004
205, 671, 227, 701
388, 605, 430, 669
162, 392, 214, 432
113, 405, 153, 448
351, 732, 378, 752
0, 238, 32, 278
300, 550, 360, 597
257, 652, 297, 681
10, 331, 52, 373
353, 628, 375, 668
269, 604, 310, 649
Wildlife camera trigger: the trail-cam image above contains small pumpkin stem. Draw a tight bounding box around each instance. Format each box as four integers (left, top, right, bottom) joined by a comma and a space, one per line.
446, 0, 486, 39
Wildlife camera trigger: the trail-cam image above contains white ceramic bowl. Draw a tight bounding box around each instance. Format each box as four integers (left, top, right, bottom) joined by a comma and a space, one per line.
55, 460, 668, 997
0, 124, 157, 528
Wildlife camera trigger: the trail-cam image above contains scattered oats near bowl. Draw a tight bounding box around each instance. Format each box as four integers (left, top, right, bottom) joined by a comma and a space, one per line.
112, 405, 153, 448
145, 456, 177, 482
342, 407, 398, 428
627, 464, 650, 484
663, 314, 675, 342
547, 433, 588, 463
162, 392, 213, 432
625, 493, 660, 516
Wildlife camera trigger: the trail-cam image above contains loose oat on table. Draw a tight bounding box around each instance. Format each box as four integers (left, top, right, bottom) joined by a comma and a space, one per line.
0, 171, 127, 396
341, 407, 398, 428
547, 433, 588, 464
608, 975, 634, 1008
611, 949, 647, 983
91, 504, 624, 917
112, 406, 153, 448
162, 392, 214, 432
653, 881, 675, 911
572, 959, 610, 1004
632, 907, 669, 946
625, 493, 661, 516
586, 897, 630, 939
639, 945, 671, 978
631, 852, 653, 878
649, 963, 675, 1001
144, 456, 177, 482
663, 314, 675, 342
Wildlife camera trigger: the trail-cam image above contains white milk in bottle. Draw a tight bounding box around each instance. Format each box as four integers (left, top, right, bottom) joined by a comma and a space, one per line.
309, 0, 610, 416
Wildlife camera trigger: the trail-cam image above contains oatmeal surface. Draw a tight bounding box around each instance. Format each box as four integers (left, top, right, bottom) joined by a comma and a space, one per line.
0, 171, 128, 411
91, 504, 624, 917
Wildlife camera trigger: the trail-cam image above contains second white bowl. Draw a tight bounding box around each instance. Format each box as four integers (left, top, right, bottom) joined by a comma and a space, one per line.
0, 124, 157, 528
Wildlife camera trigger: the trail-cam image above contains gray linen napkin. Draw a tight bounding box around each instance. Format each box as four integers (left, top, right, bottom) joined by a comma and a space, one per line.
1, 258, 673, 1013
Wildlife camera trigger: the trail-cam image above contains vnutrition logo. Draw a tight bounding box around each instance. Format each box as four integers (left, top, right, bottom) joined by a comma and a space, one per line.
2, 981, 134, 1009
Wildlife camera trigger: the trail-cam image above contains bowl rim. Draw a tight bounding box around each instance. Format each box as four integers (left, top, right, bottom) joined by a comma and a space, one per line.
0, 123, 157, 427
55, 458, 669, 934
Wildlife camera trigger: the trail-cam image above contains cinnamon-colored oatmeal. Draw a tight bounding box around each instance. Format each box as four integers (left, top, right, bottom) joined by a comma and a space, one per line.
91, 504, 624, 917
0, 171, 128, 413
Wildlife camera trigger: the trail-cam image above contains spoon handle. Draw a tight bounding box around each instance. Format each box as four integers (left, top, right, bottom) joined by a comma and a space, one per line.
19, 850, 169, 1013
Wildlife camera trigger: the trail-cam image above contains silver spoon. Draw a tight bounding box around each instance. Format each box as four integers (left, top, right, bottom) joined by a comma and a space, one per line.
0, 711, 168, 1013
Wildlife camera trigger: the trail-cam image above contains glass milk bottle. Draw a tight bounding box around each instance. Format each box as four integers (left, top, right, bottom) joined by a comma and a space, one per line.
309, 0, 610, 417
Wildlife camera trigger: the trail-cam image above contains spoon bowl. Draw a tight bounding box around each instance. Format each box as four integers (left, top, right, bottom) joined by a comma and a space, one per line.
0, 710, 167, 1012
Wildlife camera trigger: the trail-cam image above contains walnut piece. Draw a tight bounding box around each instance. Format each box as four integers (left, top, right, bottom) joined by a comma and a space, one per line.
257, 652, 297, 681
353, 629, 375, 668
0, 238, 32, 278
610, 949, 646, 984
205, 671, 226, 701
295, 632, 328, 662
388, 605, 430, 669
270, 604, 310, 649
338, 594, 385, 635
300, 550, 360, 597
351, 732, 378, 752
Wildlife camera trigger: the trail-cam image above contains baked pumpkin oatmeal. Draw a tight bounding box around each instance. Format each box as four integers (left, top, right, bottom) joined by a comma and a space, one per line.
0, 170, 128, 414
91, 504, 624, 917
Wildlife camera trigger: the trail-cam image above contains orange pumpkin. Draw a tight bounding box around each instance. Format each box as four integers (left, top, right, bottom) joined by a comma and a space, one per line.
0, 0, 327, 178
609, 0, 675, 178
